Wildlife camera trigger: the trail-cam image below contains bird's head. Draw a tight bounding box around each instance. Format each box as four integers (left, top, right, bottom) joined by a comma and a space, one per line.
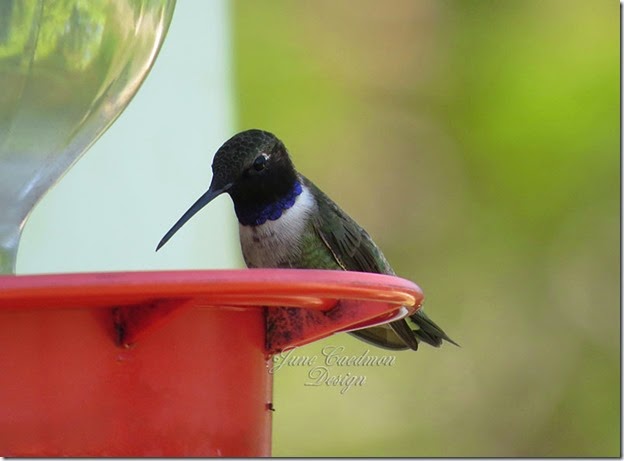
156, 129, 297, 250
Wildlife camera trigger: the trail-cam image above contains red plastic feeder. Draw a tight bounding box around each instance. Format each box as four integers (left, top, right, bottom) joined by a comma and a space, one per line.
0, 269, 423, 457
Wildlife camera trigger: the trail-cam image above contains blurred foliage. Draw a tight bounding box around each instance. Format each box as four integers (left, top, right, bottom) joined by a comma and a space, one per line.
232, 0, 619, 456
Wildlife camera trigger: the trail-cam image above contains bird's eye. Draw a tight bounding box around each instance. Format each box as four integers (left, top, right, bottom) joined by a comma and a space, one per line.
253, 154, 268, 171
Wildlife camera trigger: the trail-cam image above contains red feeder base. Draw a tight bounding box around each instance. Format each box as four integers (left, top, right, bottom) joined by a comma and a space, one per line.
0, 269, 423, 457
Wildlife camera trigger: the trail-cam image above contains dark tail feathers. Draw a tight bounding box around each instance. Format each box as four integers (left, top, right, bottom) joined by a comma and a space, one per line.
409, 309, 459, 348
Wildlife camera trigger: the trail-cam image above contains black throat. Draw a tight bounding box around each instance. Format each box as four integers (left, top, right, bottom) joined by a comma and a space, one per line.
230, 168, 301, 226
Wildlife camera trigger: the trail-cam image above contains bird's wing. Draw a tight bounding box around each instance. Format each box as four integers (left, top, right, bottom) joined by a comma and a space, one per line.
301, 176, 418, 350
301, 176, 393, 275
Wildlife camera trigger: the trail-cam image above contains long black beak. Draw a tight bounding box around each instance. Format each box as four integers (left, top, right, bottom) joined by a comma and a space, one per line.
156, 182, 231, 251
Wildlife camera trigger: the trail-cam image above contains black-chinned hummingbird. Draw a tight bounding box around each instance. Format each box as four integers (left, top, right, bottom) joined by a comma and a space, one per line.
157, 129, 457, 351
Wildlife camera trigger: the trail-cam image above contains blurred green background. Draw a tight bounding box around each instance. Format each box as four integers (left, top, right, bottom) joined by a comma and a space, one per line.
232, 0, 619, 457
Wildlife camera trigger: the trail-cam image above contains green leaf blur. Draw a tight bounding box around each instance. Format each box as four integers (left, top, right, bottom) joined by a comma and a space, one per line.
233, 0, 619, 456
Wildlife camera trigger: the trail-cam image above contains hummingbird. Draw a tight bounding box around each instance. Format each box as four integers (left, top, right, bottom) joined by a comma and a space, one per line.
157, 129, 457, 351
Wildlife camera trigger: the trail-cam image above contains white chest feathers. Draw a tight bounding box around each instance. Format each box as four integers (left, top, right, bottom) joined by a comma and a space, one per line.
238, 184, 317, 268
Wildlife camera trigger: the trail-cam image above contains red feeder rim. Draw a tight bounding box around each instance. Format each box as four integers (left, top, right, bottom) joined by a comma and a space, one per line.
0, 269, 424, 352
0, 269, 423, 456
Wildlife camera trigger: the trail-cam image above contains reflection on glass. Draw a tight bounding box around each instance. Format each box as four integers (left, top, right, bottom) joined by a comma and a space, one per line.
0, 0, 176, 273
